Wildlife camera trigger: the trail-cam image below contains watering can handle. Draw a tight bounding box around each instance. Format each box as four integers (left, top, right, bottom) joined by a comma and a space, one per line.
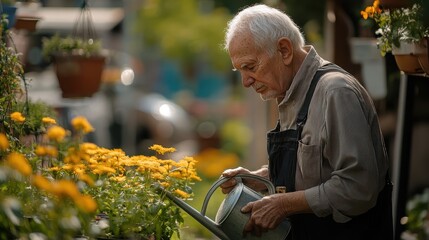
201, 173, 275, 216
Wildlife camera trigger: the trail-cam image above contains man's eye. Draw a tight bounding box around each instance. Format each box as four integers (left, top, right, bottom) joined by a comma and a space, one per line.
246, 66, 255, 71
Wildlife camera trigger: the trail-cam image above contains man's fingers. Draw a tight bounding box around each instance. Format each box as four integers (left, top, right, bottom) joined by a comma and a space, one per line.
243, 218, 254, 236
220, 178, 237, 194
241, 202, 253, 213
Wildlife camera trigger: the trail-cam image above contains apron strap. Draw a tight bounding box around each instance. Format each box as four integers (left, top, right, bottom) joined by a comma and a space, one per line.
296, 63, 348, 137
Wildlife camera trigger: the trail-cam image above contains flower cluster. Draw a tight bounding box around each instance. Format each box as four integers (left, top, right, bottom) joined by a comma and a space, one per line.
1, 111, 201, 239
0, 115, 97, 239
49, 142, 201, 239
361, 0, 429, 56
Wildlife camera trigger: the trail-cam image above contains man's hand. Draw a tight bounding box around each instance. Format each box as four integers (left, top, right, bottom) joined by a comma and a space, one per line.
220, 166, 270, 194
241, 193, 288, 236
241, 191, 311, 237
220, 167, 252, 194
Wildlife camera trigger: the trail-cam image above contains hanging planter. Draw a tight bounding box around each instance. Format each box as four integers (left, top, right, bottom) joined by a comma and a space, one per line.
53, 53, 105, 98
392, 40, 428, 74
361, 2, 429, 75
42, 0, 106, 98
379, 0, 410, 9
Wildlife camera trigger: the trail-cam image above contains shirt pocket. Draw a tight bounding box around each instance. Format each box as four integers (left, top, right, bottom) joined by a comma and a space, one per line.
296, 141, 321, 189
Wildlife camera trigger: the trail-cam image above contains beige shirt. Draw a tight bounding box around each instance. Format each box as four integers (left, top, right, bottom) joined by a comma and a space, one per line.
277, 46, 389, 223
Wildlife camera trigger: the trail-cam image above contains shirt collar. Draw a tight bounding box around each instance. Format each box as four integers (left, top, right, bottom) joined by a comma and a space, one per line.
278, 45, 324, 107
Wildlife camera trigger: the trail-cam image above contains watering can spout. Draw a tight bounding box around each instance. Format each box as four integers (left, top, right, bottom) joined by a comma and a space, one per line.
162, 190, 231, 240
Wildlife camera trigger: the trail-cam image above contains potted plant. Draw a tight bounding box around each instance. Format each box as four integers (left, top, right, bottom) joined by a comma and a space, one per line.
401, 188, 429, 240
42, 0, 107, 99
42, 33, 107, 98
360, 0, 429, 74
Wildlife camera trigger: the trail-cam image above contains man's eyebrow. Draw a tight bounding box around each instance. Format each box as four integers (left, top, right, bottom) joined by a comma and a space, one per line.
232, 63, 248, 72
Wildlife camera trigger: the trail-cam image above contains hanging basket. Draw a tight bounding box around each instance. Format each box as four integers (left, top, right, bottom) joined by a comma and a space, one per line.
392, 40, 428, 74
49, 0, 106, 98
53, 54, 106, 98
379, 0, 410, 9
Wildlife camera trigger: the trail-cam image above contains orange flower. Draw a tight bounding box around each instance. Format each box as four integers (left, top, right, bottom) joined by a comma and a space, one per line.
74, 195, 97, 213
149, 144, 176, 155
32, 174, 53, 192
71, 116, 94, 134
0, 133, 9, 150
6, 152, 32, 176
78, 174, 94, 186
360, 0, 381, 19
47, 126, 66, 142
42, 117, 57, 125
174, 189, 190, 199
52, 180, 81, 199
10, 112, 25, 123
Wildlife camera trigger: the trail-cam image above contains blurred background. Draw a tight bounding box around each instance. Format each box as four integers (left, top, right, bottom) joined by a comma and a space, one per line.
4, 0, 429, 239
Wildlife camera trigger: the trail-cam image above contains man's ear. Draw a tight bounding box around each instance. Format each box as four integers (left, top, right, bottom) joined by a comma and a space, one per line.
277, 37, 293, 65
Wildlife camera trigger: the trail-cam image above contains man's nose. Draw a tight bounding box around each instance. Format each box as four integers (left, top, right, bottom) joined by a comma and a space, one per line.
242, 75, 255, 88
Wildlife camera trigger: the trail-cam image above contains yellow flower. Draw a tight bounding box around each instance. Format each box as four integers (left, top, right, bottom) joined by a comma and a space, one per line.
10, 112, 25, 123
48, 166, 61, 172
32, 174, 53, 192
64, 154, 81, 164
0, 133, 9, 150
92, 165, 116, 175
35, 145, 46, 156
78, 174, 94, 186
174, 189, 190, 199
42, 117, 57, 125
6, 152, 32, 176
151, 172, 165, 180
71, 116, 94, 133
110, 175, 126, 182
47, 126, 66, 142
149, 144, 176, 155
74, 194, 97, 213
53, 180, 80, 199
80, 142, 98, 151
35, 145, 58, 157
45, 146, 59, 157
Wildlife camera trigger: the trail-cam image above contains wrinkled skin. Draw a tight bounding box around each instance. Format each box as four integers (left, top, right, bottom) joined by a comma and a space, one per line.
241, 193, 288, 237
221, 167, 310, 236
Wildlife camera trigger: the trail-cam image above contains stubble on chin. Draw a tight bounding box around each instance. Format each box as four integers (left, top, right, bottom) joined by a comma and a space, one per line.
259, 92, 284, 102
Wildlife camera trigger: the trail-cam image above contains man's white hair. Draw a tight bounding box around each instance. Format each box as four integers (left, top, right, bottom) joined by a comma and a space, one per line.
224, 4, 305, 56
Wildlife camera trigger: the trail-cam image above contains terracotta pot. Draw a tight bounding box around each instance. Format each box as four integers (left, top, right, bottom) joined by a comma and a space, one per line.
53, 54, 106, 98
392, 40, 427, 74
379, 0, 410, 8
14, 17, 40, 31
393, 55, 424, 74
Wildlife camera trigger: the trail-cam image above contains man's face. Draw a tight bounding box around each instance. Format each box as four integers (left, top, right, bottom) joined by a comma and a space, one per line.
228, 32, 289, 101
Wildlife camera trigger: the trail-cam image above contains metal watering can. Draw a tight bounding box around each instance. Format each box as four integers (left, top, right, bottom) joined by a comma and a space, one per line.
163, 174, 291, 240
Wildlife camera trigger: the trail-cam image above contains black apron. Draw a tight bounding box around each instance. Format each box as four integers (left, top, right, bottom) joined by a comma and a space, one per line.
267, 64, 393, 240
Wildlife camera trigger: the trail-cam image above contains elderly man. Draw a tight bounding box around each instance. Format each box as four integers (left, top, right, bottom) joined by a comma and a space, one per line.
220, 4, 393, 240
